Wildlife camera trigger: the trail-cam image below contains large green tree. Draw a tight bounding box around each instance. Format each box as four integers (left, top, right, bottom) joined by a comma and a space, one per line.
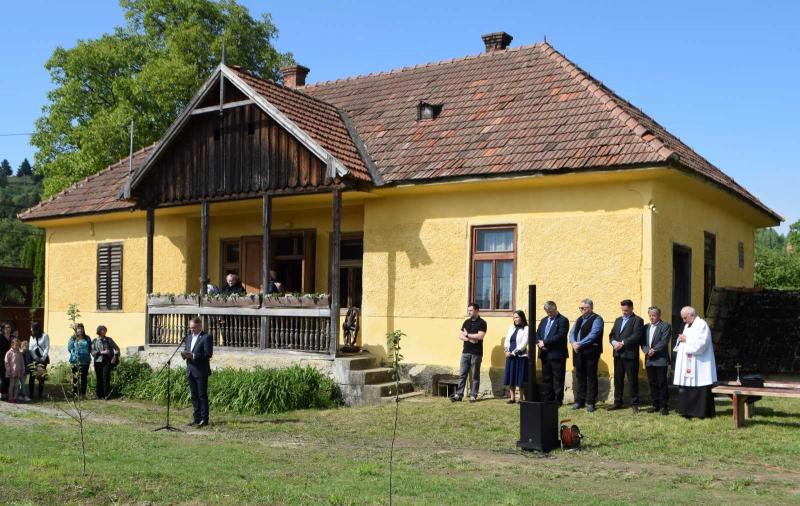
755, 219, 800, 289
0, 159, 11, 177
32, 0, 292, 197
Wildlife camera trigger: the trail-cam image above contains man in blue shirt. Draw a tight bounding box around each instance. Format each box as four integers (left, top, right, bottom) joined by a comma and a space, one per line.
569, 299, 604, 412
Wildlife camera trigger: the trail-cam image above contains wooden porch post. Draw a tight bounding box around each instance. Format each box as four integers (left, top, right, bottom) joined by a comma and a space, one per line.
260, 194, 272, 349
200, 200, 210, 297
330, 185, 342, 355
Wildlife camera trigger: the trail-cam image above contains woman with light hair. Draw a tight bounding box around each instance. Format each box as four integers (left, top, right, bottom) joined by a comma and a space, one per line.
673, 306, 717, 418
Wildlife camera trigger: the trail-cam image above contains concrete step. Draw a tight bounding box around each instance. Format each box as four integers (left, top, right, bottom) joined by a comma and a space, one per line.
336, 354, 378, 371
350, 367, 395, 385
361, 380, 415, 403
379, 391, 425, 403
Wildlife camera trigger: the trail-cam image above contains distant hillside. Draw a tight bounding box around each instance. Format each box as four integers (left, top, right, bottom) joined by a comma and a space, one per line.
1, 176, 41, 219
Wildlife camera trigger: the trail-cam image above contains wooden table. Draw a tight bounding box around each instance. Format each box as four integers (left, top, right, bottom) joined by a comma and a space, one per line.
712, 381, 800, 429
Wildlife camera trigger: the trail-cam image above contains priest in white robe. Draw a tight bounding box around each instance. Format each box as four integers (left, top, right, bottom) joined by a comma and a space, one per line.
673, 306, 717, 418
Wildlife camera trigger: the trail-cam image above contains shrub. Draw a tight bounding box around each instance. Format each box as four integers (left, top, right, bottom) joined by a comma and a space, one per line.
107, 358, 342, 415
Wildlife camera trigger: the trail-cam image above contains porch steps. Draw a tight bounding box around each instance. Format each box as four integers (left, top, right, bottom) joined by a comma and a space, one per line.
379, 391, 425, 403
334, 353, 419, 406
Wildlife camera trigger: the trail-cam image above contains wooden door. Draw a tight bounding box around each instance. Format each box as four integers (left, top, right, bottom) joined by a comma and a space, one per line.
241, 237, 262, 293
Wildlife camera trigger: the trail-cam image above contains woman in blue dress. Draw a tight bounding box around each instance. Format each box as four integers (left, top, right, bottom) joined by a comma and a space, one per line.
503, 310, 530, 403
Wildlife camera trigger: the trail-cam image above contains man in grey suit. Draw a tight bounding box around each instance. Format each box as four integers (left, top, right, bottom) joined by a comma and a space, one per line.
608, 299, 645, 413
642, 306, 672, 415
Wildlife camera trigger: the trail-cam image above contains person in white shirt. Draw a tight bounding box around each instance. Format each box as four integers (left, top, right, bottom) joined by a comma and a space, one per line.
673, 306, 717, 418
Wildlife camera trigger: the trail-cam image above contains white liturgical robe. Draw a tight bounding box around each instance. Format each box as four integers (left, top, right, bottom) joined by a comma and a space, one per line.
673, 317, 717, 387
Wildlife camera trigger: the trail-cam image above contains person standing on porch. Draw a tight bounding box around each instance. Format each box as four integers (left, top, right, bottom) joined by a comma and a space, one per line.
181, 317, 213, 427
503, 310, 530, 404
534, 301, 570, 405
451, 303, 487, 403
673, 306, 717, 419
570, 299, 604, 413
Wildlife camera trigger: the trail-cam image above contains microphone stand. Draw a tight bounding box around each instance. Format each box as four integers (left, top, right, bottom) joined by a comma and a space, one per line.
154, 335, 187, 432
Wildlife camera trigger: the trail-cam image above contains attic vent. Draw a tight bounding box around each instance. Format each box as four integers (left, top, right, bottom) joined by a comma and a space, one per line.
417, 102, 443, 121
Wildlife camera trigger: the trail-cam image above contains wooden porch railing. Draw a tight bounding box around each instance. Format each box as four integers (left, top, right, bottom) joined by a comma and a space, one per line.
147, 305, 333, 354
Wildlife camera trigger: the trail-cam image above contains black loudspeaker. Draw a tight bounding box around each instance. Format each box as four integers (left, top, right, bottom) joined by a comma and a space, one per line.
517, 400, 559, 452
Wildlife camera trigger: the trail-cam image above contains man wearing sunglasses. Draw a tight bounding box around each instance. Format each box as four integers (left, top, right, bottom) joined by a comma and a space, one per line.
569, 299, 604, 413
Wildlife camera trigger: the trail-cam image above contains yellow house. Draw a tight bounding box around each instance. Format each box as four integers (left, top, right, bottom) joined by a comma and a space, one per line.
21, 33, 780, 397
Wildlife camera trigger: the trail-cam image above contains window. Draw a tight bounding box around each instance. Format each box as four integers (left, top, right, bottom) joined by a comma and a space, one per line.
220, 239, 240, 284
470, 226, 516, 311
417, 101, 443, 121
339, 235, 363, 309
738, 241, 745, 269
704, 232, 716, 311
97, 243, 123, 310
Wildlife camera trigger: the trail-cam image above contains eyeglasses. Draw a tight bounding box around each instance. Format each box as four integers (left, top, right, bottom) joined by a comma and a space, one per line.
578, 306, 589, 310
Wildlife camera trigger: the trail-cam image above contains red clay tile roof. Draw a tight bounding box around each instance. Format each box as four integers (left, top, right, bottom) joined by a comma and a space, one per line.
229, 67, 372, 182
18, 146, 155, 221
303, 42, 778, 220
20, 41, 779, 222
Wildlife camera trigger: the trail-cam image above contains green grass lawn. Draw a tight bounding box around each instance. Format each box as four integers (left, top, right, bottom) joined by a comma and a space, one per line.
1, 394, 799, 505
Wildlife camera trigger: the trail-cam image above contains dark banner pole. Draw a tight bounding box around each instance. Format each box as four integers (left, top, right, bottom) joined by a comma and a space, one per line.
527, 284, 541, 402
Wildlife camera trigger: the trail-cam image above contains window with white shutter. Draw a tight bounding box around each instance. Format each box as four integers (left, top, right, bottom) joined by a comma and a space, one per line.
97, 243, 123, 310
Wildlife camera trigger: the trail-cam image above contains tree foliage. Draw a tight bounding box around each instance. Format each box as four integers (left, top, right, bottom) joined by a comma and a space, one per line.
0, 159, 12, 177
754, 220, 800, 289
16, 158, 33, 177
32, 0, 292, 198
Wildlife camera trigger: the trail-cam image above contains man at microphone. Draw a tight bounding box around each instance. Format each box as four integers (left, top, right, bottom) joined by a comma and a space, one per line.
181, 317, 213, 427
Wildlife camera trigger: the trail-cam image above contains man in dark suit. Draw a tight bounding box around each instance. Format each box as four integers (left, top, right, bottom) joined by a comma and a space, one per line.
608, 299, 645, 413
534, 301, 569, 405
181, 317, 213, 427
642, 306, 672, 415
569, 299, 604, 413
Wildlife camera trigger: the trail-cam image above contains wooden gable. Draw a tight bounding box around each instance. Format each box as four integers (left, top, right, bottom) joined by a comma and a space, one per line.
130, 71, 340, 207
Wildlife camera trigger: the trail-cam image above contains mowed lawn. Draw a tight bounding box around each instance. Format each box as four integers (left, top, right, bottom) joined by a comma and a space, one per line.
1, 393, 799, 505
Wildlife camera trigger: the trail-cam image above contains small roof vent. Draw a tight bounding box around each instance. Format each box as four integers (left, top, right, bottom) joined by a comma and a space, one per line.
417, 102, 443, 121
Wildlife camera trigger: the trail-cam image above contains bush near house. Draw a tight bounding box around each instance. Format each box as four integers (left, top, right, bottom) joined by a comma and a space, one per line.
52, 358, 343, 414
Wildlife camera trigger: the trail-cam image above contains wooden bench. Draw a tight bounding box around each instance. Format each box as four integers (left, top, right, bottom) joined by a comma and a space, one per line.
712, 381, 800, 429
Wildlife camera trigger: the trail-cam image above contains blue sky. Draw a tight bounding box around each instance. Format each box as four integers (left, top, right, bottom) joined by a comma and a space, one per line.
1, 1, 797, 230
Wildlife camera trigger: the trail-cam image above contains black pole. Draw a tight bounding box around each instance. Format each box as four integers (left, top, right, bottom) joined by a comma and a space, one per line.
154, 336, 186, 432
527, 284, 541, 402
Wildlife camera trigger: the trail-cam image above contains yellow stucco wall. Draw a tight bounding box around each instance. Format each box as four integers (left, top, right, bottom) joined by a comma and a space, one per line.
360, 172, 658, 376
650, 173, 767, 324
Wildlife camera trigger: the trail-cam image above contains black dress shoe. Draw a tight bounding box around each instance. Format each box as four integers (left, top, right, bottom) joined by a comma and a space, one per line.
660, 408, 669, 416
197, 420, 209, 428
607, 404, 623, 411
571, 402, 585, 410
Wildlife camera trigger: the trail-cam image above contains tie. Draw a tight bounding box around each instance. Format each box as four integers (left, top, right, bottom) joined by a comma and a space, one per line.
544, 318, 554, 338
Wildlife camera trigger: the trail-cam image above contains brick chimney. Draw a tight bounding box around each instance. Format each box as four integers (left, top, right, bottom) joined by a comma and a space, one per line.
281, 64, 310, 88
481, 32, 513, 52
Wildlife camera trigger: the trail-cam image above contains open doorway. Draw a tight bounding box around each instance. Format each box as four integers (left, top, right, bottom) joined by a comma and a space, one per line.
672, 243, 692, 335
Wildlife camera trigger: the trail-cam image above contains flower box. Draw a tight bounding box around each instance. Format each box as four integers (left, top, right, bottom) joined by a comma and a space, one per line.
202, 295, 261, 308
148, 294, 199, 306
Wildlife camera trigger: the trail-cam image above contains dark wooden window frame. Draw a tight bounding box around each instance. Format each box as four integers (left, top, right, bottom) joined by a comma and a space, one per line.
97, 242, 123, 311
738, 241, 745, 269
704, 231, 716, 312
469, 225, 517, 314
334, 232, 364, 313
219, 229, 316, 293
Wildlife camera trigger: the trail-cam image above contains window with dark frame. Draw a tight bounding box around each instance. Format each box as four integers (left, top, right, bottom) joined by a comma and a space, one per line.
220, 239, 240, 284
470, 226, 516, 311
704, 232, 716, 311
97, 243, 123, 310
738, 241, 745, 269
339, 235, 363, 309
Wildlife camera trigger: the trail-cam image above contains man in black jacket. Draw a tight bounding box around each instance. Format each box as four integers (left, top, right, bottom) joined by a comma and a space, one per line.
642, 306, 672, 415
181, 317, 214, 427
534, 301, 569, 405
608, 299, 645, 413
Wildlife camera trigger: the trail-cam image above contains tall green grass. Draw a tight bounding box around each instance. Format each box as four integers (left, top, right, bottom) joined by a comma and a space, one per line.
51, 357, 343, 415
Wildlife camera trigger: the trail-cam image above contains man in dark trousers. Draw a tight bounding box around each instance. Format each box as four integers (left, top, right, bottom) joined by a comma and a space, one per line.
181, 317, 213, 427
451, 302, 487, 403
642, 306, 672, 415
608, 299, 645, 413
534, 301, 569, 405
569, 299, 604, 413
